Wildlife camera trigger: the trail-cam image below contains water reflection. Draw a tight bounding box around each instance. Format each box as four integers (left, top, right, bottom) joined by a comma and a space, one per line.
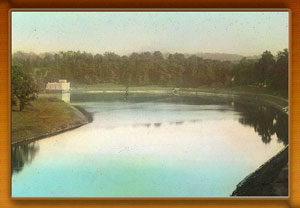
175, 121, 184, 125
234, 102, 288, 145
45, 92, 70, 103
133, 123, 152, 128
125, 99, 289, 146
61, 92, 70, 103
12, 97, 288, 178
12, 142, 40, 175
154, 123, 162, 127
169, 121, 185, 125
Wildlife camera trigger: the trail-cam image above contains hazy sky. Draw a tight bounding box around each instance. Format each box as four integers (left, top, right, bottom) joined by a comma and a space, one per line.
11, 11, 289, 56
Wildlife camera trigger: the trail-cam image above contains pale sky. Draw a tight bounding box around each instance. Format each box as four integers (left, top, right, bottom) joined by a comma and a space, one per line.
11, 11, 289, 56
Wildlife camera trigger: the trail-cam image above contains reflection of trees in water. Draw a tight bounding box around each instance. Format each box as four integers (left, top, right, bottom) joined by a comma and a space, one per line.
234, 102, 288, 145
175, 121, 184, 125
154, 123, 162, 127
169, 121, 185, 126
12, 142, 40, 175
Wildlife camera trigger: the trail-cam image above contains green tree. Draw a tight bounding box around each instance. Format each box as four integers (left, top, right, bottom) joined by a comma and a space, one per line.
255, 50, 275, 87
271, 49, 288, 94
11, 65, 39, 111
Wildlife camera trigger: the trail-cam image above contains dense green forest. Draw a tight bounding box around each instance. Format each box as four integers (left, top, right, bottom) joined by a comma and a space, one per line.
11, 49, 288, 109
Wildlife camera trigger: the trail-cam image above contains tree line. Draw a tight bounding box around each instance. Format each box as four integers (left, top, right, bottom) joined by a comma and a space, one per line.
230, 49, 288, 94
12, 49, 288, 110
12, 51, 234, 88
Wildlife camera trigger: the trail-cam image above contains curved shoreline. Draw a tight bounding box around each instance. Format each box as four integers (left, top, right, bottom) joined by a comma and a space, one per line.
12, 99, 93, 146
72, 87, 288, 112
231, 146, 288, 196
12, 121, 88, 146
175, 89, 288, 113
73, 105, 94, 123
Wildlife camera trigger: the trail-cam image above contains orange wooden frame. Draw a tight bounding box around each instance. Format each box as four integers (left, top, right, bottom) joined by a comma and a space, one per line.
0, 0, 299, 207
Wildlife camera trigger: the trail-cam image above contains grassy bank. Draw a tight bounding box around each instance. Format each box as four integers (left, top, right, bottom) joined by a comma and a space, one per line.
12, 97, 91, 145
231, 146, 288, 196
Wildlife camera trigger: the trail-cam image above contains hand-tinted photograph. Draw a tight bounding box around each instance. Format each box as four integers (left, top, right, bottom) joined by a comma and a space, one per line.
11, 11, 289, 197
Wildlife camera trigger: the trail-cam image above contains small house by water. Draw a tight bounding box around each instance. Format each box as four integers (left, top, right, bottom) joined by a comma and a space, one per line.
46, 80, 70, 92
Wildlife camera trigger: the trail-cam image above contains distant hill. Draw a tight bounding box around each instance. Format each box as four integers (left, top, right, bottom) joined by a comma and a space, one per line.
195, 52, 259, 62
162, 52, 259, 62
188, 52, 259, 62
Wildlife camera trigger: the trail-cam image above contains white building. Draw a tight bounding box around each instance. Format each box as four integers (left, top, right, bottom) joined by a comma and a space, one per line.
46, 80, 70, 92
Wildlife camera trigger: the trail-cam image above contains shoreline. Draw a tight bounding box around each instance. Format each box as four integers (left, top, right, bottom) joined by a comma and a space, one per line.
11, 122, 88, 146
12, 104, 94, 146
73, 105, 94, 123
12, 97, 93, 146
71, 86, 288, 113
231, 146, 289, 196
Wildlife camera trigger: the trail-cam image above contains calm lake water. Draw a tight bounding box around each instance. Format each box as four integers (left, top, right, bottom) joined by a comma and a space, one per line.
11, 93, 288, 197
